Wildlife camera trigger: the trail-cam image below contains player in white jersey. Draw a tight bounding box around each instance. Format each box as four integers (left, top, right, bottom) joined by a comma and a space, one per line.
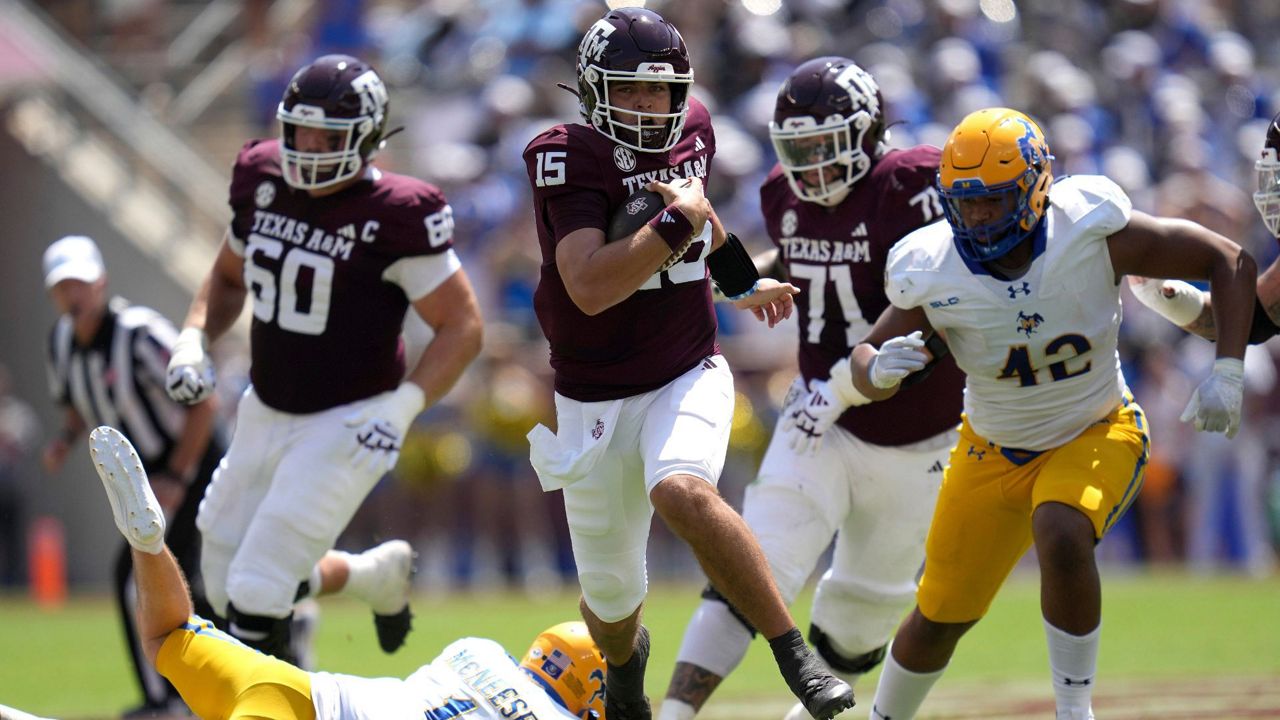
833, 108, 1255, 720
82, 425, 606, 720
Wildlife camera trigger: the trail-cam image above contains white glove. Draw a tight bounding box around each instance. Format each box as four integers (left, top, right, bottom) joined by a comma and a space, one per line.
343, 382, 426, 476
868, 331, 929, 389
166, 328, 216, 405
1127, 276, 1206, 327
785, 358, 871, 456
1180, 357, 1244, 438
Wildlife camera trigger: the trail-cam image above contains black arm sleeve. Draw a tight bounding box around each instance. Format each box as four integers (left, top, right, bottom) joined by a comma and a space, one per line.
1249, 295, 1280, 345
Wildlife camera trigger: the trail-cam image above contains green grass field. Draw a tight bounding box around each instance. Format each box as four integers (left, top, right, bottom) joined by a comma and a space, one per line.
1, 570, 1277, 718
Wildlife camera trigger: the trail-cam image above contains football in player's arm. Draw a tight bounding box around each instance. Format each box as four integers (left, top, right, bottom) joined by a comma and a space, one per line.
1127, 108, 1280, 345
842, 108, 1254, 720
522, 8, 853, 720
164, 54, 483, 663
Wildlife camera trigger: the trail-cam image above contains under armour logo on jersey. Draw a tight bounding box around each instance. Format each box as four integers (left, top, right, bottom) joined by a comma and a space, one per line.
1007, 281, 1032, 299
592, 419, 605, 440
927, 460, 944, 473
694, 135, 705, 152
851, 222, 868, 237
967, 445, 986, 460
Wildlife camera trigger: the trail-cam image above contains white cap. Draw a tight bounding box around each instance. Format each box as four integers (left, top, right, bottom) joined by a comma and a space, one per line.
43, 235, 105, 289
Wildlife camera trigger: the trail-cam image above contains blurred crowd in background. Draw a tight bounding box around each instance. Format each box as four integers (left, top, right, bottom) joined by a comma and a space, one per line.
6, 0, 1279, 594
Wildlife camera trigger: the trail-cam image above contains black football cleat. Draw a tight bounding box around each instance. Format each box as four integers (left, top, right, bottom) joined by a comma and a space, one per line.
797, 673, 855, 720
374, 605, 414, 653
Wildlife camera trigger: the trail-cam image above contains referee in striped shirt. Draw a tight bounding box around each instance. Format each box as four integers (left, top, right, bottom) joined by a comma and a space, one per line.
40, 235, 225, 718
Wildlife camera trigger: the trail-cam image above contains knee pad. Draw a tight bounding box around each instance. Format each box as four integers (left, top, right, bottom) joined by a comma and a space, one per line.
812, 576, 915, 654
578, 569, 644, 623
700, 583, 756, 636
199, 537, 233, 617
227, 603, 295, 663
809, 623, 886, 677
226, 565, 303, 619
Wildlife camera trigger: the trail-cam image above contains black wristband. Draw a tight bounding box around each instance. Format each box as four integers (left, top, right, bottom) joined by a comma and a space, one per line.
646, 205, 694, 253
707, 232, 761, 299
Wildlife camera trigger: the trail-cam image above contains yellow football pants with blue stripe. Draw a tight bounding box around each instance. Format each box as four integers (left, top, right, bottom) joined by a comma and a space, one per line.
156, 617, 316, 719
917, 398, 1148, 623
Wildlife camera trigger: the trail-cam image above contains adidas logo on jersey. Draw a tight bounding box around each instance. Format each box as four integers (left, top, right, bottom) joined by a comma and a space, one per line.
851, 222, 868, 237
927, 460, 944, 473
694, 136, 706, 152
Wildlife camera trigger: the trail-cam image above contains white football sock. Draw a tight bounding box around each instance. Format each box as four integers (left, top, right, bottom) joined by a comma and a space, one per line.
334, 549, 375, 600
869, 647, 946, 720
1044, 619, 1099, 719
675, 599, 755, 677
656, 699, 697, 720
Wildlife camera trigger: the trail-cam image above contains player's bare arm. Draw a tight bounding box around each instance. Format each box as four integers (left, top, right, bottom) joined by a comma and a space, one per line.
849, 304, 934, 402
183, 232, 248, 344
1107, 210, 1256, 360
406, 269, 484, 408
556, 178, 710, 315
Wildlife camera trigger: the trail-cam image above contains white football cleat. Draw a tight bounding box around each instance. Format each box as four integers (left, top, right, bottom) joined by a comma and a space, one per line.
88, 426, 165, 554
354, 539, 414, 614
345, 539, 415, 653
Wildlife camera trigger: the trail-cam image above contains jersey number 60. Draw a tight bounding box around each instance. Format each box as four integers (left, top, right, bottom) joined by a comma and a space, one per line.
245, 234, 333, 335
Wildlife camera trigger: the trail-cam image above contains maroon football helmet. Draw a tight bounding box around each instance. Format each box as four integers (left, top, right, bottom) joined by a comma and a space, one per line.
1254, 110, 1280, 237
576, 7, 694, 153
769, 57, 886, 206
276, 54, 389, 190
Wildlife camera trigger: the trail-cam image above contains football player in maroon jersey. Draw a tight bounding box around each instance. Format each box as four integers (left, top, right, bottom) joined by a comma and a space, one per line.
660, 57, 966, 720
164, 54, 483, 662
1127, 108, 1280, 345
522, 8, 852, 720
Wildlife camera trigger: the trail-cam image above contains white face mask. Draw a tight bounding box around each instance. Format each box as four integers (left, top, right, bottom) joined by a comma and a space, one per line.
581, 65, 694, 153
276, 104, 377, 190
769, 111, 875, 207
1254, 149, 1280, 238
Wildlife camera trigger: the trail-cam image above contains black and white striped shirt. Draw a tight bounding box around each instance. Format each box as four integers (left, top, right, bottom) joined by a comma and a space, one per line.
45, 297, 187, 471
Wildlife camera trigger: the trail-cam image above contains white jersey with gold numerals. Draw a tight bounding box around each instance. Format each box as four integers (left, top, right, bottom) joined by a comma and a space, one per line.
309, 638, 579, 720
886, 175, 1133, 451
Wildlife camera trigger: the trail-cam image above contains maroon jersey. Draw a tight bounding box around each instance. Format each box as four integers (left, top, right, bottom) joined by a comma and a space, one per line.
760, 145, 965, 446
229, 139, 455, 413
524, 97, 718, 401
